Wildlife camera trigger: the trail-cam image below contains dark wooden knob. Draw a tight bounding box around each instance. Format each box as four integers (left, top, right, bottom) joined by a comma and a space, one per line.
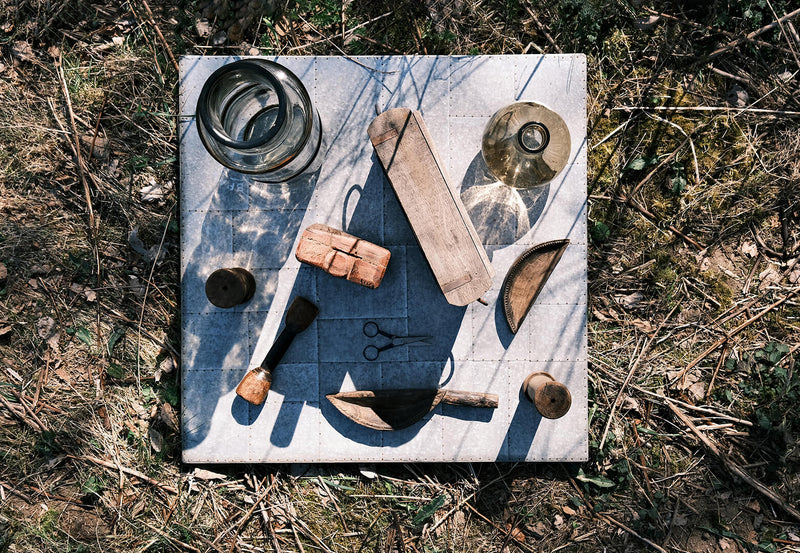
205, 268, 256, 308
522, 371, 571, 419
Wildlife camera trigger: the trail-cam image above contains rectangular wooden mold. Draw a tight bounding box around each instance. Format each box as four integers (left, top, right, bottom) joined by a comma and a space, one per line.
295, 223, 391, 289
368, 108, 495, 306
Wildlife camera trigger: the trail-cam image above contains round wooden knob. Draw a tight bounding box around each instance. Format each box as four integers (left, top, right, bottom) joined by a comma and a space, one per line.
522, 371, 571, 419
205, 268, 256, 308
236, 368, 272, 405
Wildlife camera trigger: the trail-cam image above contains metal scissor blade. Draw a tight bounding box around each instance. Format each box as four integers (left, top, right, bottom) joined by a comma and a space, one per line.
391, 335, 432, 346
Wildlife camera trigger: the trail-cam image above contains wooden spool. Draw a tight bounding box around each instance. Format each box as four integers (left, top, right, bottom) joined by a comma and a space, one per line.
205, 268, 256, 308
522, 371, 571, 419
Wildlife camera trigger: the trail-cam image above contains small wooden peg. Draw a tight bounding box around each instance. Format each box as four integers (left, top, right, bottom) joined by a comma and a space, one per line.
522, 371, 571, 419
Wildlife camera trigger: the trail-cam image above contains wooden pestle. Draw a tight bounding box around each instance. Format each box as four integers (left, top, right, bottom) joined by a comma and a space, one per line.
235, 296, 318, 405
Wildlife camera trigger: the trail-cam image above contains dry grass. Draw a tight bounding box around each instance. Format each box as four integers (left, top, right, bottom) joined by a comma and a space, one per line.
1, 0, 800, 552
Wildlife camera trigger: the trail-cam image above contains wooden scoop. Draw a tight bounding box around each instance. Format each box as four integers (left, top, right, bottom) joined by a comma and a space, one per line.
236, 296, 318, 405
326, 388, 498, 431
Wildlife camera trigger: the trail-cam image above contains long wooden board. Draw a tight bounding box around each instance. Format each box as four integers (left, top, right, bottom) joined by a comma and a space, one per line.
368, 108, 494, 306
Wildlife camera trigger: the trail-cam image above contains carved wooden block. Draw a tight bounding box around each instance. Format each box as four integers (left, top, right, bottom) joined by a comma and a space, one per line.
295, 223, 391, 289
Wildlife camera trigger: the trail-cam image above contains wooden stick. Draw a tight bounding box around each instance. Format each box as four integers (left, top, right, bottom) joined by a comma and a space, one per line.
0, 394, 41, 431
667, 401, 800, 522
561, 466, 668, 553
643, 7, 796, 56
599, 302, 681, 450
140, 0, 180, 73
625, 135, 691, 200
671, 287, 799, 383
73, 454, 178, 494
704, 7, 800, 62
523, 5, 563, 53
613, 106, 800, 117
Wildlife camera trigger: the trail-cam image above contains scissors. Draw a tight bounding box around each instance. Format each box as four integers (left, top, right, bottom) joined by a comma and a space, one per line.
362, 321, 431, 361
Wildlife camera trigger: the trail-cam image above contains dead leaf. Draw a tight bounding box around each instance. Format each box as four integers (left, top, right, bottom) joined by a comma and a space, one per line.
726, 85, 748, 107
634, 15, 660, 30
37, 317, 60, 351
0, 325, 12, 341
140, 180, 167, 202
160, 403, 179, 432
758, 264, 782, 290
632, 318, 655, 333
615, 291, 644, 309
504, 524, 524, 543
211, 30, 227, 46
0, 261, 7, 283
526, 520, 549, 538
688, 381, 705, 401
112, 36, 124, 46
11, 41, 36, 63
740, 240, 758, 257
621, 396, 640, 413
84, 288, 97, 302
562, 505, 576, 516
719, 537, 732, 550
672, 513, 688, 526
192, 468, 226, 481
148, 427, 163, 452
195, 18, 212, 37
80, 135, 110, 159
554, 514, 564, 528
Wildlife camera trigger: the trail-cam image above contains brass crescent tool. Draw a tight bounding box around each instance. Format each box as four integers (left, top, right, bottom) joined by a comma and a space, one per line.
327, 389, 499, 431
501, 239, 570, 334
482, 102, 571, 189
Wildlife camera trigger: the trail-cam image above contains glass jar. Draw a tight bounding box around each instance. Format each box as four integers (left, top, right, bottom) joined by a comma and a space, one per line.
196, 59, 322, 182
481, 102, 570, 189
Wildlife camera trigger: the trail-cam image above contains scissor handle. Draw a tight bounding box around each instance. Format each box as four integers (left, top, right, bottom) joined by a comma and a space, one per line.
363, 345, 380, 361
363, 321, 380, 338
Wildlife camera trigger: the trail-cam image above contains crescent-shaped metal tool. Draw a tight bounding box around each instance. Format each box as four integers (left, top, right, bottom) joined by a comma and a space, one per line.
501, 239, 570, 334
327, 389, 498, 431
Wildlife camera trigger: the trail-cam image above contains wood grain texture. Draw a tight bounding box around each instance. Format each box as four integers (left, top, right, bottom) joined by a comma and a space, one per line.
295, 223, 391, 289
368, 108, 494, 306
502, 239, 570, 333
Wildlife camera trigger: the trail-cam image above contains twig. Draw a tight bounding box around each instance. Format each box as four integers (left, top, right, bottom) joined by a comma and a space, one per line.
142, 521, 201, 553
670, 287, 800, 384
643, 7, 796, 56
705, 344, 728, 400
139, 0, 180, 73
625, 134, 691, 199
599, 302, 681, 450
136, 208, 174, 390
250, 475, 283, 553
72, 454, 178, 494
0, 393, 43, 432
317, 476, 350, 534
561, 466, 668, 553
613, 106, 800, 116
287, 11, 393, 52
7, 388, 49, 431
667, 401, 800, 523
599, 194, 706, 250
523, 4, 562, 53
55, 56, 97, 236
703, 7, 800, 62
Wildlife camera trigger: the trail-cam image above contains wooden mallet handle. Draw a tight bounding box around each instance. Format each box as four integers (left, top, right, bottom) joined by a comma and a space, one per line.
522, 371, 571, 419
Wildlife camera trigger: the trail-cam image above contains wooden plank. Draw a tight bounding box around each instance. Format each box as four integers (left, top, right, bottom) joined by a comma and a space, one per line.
368, 108, 494, 306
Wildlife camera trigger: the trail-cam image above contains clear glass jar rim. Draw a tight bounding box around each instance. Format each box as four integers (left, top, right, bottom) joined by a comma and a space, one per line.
196, 60, 288, 150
